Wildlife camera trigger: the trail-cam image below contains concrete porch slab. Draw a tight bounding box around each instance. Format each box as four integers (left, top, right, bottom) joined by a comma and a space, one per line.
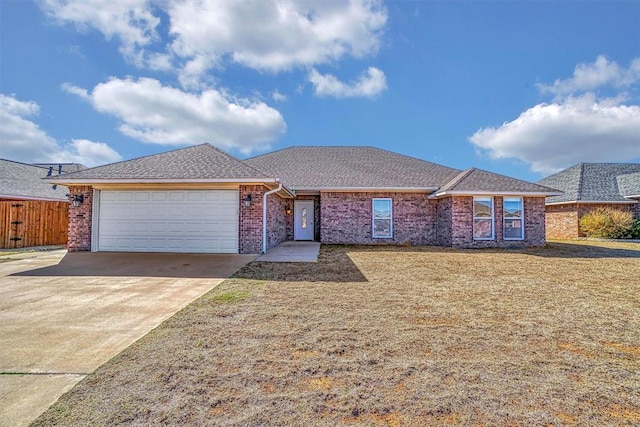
256, 241, 321, 262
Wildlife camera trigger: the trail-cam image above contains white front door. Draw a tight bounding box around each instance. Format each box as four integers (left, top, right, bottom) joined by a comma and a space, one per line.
294, 200, 314, 241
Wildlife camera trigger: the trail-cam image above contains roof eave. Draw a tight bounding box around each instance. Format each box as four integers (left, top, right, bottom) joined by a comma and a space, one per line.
429, 190, 562, 199
545, 199, 638, 206
294, 186, 440, 193
46, 177, 282, 185
0, 194, 68, 202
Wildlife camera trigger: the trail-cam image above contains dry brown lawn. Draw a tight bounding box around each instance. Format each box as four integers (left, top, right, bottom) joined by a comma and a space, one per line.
34, 241, 640, 426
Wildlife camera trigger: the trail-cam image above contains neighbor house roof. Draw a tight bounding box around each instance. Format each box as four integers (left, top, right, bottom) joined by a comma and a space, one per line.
432, 168, 561, 198
32, 163, 86, 174
47, 144, 280, 184
537, 163, 640, 204
244, 146, 461, 190
0, 159, 69, 201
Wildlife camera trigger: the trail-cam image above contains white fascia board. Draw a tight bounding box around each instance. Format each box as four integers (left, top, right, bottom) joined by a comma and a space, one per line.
429, 190, 562, 199
0, 194, 68, 202
623, 195, 640, 200
296, 186, 439, 193
546, 199, 637, 206
46, 177, 280, 185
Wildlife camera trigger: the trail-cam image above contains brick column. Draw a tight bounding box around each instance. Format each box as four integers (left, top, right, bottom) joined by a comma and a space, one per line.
67, 186, 93, 252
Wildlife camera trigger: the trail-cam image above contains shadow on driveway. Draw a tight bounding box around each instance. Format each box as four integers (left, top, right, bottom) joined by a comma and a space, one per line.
12, 252, 257, 278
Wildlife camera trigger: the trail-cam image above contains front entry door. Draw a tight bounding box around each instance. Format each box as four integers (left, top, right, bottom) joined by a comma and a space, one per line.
294, 200, 314, 240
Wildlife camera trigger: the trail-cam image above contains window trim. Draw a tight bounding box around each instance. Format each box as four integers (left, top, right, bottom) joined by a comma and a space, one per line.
372, 198, 393, 239
473, 196, 494, 240
503, 197, 524, 240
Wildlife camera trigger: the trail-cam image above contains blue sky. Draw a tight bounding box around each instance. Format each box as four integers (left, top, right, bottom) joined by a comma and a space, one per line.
1, 0, 639, 182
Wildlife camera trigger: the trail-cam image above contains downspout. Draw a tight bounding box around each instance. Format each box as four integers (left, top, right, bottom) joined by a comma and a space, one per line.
262, 181, 283, 254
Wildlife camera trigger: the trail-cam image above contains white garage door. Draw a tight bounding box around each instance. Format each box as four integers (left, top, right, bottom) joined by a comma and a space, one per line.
97, 190, 238, 253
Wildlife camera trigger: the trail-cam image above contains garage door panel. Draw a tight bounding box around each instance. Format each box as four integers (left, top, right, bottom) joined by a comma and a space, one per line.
98, 190, 239, 253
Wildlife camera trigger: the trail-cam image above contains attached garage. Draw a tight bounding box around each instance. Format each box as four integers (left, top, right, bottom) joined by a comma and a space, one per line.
95, 190, 239, 253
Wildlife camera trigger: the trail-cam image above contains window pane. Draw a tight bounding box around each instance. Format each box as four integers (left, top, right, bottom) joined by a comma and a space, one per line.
301, 208, 307, 228
504, 198, 522, 218
374, 219, 391, 237
474, 198, 493, 218
504, 219, 523, 239
474, 219, 492, 239
373, 199, 391, 219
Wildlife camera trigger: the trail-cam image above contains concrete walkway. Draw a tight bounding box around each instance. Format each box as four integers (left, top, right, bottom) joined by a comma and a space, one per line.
0, 250, 255, 427
256, 241, 321, 262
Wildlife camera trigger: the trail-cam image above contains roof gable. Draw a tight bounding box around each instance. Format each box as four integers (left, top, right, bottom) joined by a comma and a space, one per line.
434, 168, 560, 196
0, 159, 69, 201
245, 146, 461, 189
48, 143, 273, 182
538, 163, 640, 203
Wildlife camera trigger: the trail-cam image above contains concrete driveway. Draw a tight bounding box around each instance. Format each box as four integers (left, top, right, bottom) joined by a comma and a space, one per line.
0, 250, 255, 427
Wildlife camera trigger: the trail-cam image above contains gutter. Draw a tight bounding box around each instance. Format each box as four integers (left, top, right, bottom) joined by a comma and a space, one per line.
262, 181, 283, 254
45, 177, 282, 185
429, 190, 563, 199
545, 200, 637, 206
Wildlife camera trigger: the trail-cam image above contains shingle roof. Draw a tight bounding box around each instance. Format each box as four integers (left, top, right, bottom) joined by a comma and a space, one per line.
617, 172, 640, 198
0, 159, 69, 201
435, 168, 560, 196
538, 163, 640, 204
244, 146, 461, 189
47, 143, 273, 182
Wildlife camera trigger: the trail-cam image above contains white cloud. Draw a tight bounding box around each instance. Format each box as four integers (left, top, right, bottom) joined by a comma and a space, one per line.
537, 55, 640, 98
469, 94, 640, 174
272, 90, 288, 102
41, 0, 160, 67
41, 0, 388, 85
167, 0, 387, 74
470, 56, 640, 175
65, 77, 286, 154
57, 139, 123, 166
0, 94, 121, 167
309, 67, 387, 98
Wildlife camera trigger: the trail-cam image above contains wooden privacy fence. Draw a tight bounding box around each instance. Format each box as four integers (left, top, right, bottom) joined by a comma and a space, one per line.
0, 200, 68, 249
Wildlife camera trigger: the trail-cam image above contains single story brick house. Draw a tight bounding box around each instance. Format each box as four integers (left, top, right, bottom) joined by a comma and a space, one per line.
537, 163, 640, 239
48, 144, 560, 254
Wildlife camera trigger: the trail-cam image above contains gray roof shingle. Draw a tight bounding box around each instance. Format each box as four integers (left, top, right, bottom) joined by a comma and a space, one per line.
48, 144, 273, 182
244, 146, 461, 189
617, 172, 640, 198
435, 168, 560, 195
538, 163, 640, 203
1, 159, 69, 201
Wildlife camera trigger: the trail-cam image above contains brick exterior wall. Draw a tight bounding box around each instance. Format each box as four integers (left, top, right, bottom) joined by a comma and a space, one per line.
545, 202, 638, 239
320, 192, 436, 245
437, 196, 545, 248
435, 197, 453, 246
266, 192, 289, 251
238, 185, 264, 254
67, 186, 93, 252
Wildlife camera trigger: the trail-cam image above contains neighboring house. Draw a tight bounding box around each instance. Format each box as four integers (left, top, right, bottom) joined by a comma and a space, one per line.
48, 144, 560, 254
538, 163, 640, 239
0, 159, 71, 248
32, 163, 86, 175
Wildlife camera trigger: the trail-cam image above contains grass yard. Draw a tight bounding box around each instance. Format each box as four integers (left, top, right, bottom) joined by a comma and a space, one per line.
35, 241, 640, 426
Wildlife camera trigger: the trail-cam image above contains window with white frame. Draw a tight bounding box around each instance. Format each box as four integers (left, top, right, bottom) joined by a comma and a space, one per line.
503, 197, 524, 240
473, 197, 494, 240
372, 198, 392, 238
